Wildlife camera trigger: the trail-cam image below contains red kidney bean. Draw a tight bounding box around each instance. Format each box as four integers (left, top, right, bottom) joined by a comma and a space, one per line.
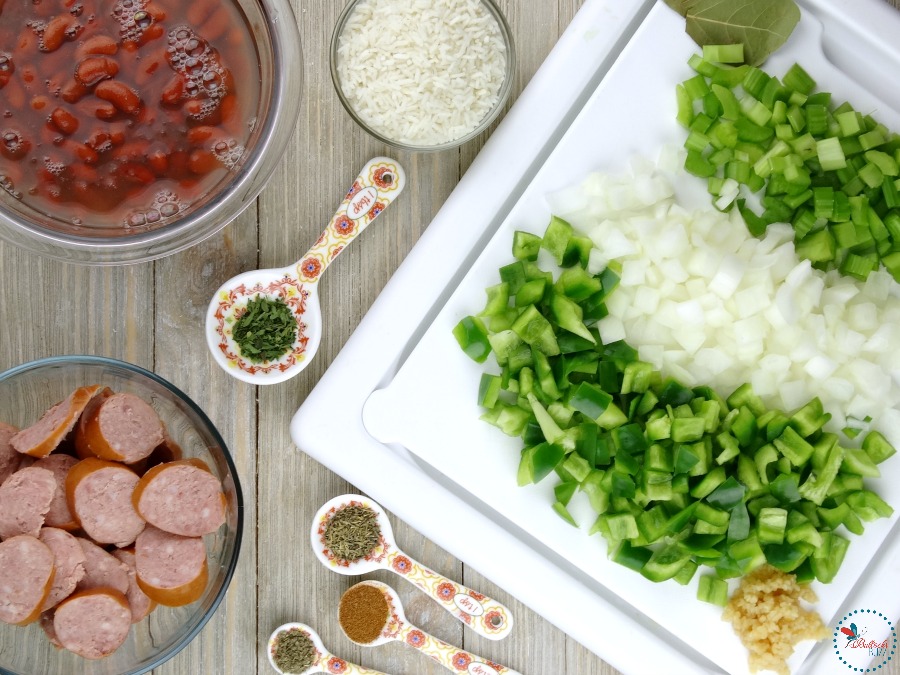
75, 57, 119, 87
69, 162, 100, 183
203, 9, 232, 41
41, 16, 76, 53
187, 149, 219, 175
50, 108, 79, 135
76, 35, 119, 58
94, 80, 141, 115
145, 3, 167, 21
116, 162, 156, 185
219, 94, 237, 128
186, 0, 215, 27
60, 79, 88, 104
75, 144, 100, 165
93, 102, 118, 120
4, 80, 26, 111
167, 150, 189, 176
0, 53, 14, 89
140, 23, 165, 44
146, 147, 169, 174
160, 75, 184, 106
20, 64, 37, 85
111, 141, 149, 162
133, 48, 167, 86
185, 126, 223, 145
16, 27, 36, 53
32, 96, 51, 111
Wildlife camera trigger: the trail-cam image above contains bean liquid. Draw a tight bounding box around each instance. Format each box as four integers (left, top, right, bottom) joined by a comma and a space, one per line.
0, 0, 262, 232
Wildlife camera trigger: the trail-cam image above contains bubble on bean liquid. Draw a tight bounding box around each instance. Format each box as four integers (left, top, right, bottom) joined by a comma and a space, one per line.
43, 157, 65, 176
124, 190, 183, 228
2, 129, 31, 159
212, 138, 244, 170
113, 0, 152, 42
0, 53, 14, 82
0, 175, 22, 200
64, 23, 84, 40
166, 26, 227, 118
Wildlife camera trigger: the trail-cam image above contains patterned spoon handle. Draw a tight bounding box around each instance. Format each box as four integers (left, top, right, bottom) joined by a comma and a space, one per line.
385, 549, 514, 640
399, 623, 522, 675
315, 650, 390, 675
295, 157, 406, 284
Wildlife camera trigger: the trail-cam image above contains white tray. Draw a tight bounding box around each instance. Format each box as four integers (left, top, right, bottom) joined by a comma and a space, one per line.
292, 2, 900, 673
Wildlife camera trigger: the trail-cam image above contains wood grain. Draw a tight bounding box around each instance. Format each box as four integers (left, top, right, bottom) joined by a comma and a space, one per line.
0, 1, 898, 674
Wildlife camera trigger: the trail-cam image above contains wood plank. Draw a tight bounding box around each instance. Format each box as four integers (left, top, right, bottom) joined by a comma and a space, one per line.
152, 206, 260, 674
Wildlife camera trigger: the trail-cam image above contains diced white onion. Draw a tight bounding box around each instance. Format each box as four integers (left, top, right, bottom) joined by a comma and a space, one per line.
556, 154, 900, 443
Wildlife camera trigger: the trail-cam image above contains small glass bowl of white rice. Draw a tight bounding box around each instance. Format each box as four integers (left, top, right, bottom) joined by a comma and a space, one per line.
330, 0, 515, 151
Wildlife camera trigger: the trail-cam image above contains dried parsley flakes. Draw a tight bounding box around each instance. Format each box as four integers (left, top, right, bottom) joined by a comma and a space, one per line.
232, 295, 297, 363
272, 628, 316, 673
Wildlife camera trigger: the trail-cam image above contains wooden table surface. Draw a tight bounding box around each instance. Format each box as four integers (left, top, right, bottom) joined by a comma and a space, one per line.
2, 0, 899, 674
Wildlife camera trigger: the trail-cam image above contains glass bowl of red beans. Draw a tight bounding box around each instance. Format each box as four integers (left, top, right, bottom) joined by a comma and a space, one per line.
0, 0, 302, 264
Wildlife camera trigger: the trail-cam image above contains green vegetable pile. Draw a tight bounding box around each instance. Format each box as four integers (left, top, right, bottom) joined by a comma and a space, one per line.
664, 0, 800, 67
676, 48, 900, 282
453, 216, 896, 604
232, 295, 297, 363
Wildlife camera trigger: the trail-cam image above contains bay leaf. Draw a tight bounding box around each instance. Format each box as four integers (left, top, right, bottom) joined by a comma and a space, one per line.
663, 0, 690, 16
678, 0, 800, 66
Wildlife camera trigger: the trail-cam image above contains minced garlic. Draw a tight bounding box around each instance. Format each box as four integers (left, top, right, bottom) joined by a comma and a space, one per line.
723, 565, 828, 675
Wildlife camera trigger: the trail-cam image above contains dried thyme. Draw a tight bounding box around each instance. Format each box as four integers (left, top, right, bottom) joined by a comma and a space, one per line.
232, 295, 296, 363
323, 504, 381, 562
272, 628, 316, 673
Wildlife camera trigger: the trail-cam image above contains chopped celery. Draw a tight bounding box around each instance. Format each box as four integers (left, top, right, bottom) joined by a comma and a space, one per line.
677, 52, 900, 279
703, 44, 744, 64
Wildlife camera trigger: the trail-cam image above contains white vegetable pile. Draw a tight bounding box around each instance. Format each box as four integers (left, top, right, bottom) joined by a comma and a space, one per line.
336, 0, 507, 147
548, 153, 900, 447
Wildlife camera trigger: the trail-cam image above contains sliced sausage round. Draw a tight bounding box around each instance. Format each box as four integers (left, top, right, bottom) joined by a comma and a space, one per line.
53, 589, 132, 659
66, 458, 145, 547
112, 547, 156, 622
0, 466, 57, 540
38, 527, 87, 611
75, 538, 129, 596
72, 387, 112, 460
0, 422, 21, 485
133, 459, 225, 537
0, 535, 55, 625
10, 385, 103, 458
129, 426, 184, 475
135, 525, 208, 607
40, 611, 64, 649
32, 454, 79, 530
74, 393, 164, 464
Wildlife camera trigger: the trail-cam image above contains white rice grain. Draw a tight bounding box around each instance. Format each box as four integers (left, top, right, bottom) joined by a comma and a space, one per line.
336, 0, 507, 146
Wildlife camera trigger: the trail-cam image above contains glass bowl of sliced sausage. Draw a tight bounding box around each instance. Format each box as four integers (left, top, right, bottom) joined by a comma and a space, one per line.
0, 355, 242, 675
0, 0, 302, 264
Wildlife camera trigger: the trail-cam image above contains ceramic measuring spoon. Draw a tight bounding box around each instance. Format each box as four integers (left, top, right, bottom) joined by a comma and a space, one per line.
267, 622, 389, 675
342, 581, 522, 675
206, 157, 406, 384
311, 494, 514, 641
